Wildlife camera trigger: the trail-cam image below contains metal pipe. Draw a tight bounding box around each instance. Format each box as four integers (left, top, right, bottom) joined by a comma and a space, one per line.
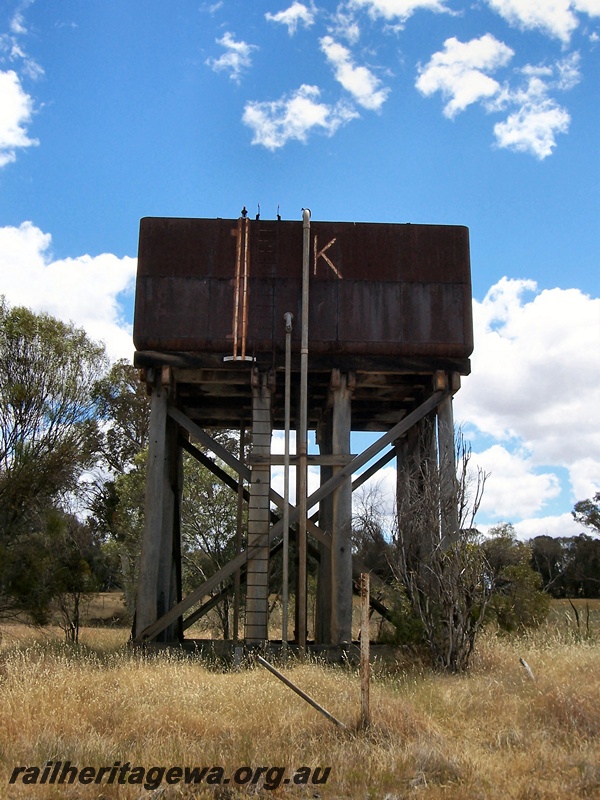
297, 208, 311, 649
241, 217, 250, 360
232, 218, 243, 359
282, 312, 293, 654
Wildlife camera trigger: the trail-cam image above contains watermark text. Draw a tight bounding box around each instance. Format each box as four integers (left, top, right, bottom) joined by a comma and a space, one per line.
9, 762, 331, 792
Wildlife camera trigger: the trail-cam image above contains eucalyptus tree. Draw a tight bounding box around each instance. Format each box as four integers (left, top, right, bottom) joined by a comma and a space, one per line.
0, 298, 108, 621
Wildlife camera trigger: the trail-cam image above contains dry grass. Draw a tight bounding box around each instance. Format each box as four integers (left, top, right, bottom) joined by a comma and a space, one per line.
0, 611, 599, 799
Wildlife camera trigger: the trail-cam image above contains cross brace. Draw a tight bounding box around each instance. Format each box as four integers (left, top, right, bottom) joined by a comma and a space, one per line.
134, 390, 447, 642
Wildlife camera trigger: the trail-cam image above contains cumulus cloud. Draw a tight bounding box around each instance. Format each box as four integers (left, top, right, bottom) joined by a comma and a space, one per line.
418, 37, 580, 157
471, 444, 561, 519
265, 2, 316, 35
486, 0, 600, 44
493, 100, 570, 158
0, 222, 137, 360
349, 0, 451, 24
320, 35, 389, 109
488, 55, 580, 158
242, 83, 358, 149
205, 32, 258, 82
455, 278, 600, 515
0, 69, 38, 166
416, 34, 514, 118
513, 513, 586, 539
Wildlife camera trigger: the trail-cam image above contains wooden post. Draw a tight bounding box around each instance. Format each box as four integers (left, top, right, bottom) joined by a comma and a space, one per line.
438, 389, 459, 546
315, 416, 333, 644
331, 370, 353, 645
360, 572, 371, 729
233, 425, 245, 641
134, 368, 180, 641
245, 370, 272, 644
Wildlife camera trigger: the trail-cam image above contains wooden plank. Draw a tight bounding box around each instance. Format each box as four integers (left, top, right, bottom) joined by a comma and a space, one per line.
134, 382, 168, 638
168, 407, 252, 481
248, 454, 355, 466
360, 573, 371, 729
257, 656, 347, 729
331, 372, 353, 645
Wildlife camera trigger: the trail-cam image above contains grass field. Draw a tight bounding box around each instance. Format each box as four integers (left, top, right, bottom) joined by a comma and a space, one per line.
1, 599, 599, 799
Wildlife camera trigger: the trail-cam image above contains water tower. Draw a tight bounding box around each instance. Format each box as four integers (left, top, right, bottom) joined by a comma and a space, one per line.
131, 213, 473, 648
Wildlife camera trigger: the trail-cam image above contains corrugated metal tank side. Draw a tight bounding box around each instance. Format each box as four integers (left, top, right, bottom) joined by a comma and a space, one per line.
133, 217, 473, 359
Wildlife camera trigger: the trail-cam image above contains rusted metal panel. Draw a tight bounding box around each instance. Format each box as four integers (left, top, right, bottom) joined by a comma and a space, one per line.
134, 217, 473, 362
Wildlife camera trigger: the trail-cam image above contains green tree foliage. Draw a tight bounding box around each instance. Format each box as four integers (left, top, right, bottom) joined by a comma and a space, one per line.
0, 299, 108, 621
47, 511, 102, 643
92, 359, 150, 474
572, 493, 600, 536
99, 448, 148, 615
483, 524, 550, 632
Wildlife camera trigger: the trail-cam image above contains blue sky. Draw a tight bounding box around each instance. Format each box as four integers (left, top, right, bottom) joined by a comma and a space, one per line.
0, 0, 598, 539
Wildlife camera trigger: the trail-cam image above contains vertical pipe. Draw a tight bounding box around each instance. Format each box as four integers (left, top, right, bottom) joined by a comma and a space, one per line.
232, 218, 243, 359
297, 207, 311, 650
241, 217, 250, 360
282, 312, 293, 654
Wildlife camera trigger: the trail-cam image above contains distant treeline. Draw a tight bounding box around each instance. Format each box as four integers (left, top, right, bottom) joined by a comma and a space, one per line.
529, 534, 600, 599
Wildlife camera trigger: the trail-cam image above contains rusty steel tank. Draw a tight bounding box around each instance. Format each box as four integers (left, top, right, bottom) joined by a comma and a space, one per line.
133, 216, 473, 430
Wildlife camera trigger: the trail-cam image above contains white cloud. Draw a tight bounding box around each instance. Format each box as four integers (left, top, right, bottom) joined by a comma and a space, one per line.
328, 8, 362, 44
471, 444, 561, 519
0, 69, 38, 166
320, 35, 389, 110
0, 222, 137, 361
513, 512, 586, 540
493, 99, 571, 158
265, 2, 316, 35
205, 32, 258, 83
486, 0, 599, 44
455, 278, 600, 512
349, 0, 451, 24
416, 34, 514, 118
242, 83, 358, 149
487, 55, 580, 158
418, 38, 580, 157
569, 457, 600, 502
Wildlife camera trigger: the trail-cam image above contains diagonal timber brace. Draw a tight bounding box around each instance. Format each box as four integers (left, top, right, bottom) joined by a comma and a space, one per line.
134, 389, 448, 642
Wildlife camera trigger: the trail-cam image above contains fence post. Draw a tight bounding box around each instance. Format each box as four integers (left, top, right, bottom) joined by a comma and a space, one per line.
360, 572, 371, 728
